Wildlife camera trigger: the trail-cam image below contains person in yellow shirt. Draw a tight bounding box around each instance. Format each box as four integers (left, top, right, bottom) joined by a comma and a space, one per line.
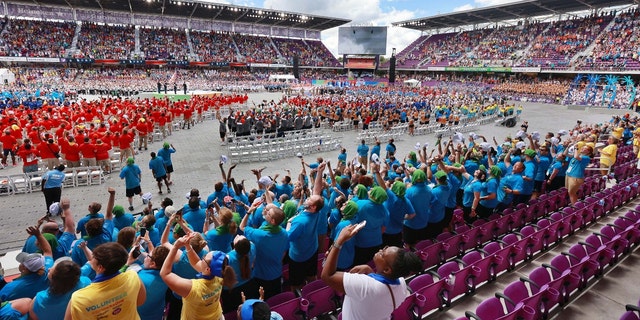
599, 136, 618, 175
160, 233, 236, 320
65, 242, 146, 320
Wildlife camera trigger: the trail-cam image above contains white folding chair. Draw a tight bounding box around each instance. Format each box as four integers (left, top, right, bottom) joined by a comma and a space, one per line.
0, 176, 13, 195
74, 167, 91, 186
9, 174, 30, 194
89, 166, 105, 185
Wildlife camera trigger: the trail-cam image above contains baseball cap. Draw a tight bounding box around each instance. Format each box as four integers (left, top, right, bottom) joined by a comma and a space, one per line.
258, 176, 273, 186
164, 205, 177, 218
515, 141, 526, 149
49, 202, 61, 216
16, 252, 45, 272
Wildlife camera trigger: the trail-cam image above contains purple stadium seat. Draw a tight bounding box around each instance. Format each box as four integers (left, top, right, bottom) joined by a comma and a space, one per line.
300, 280, 340, 319
408, 273, 435, 292
390, 292, 426, 320
499, 233, 529, 263
413, 278, 447, 313
465, 297, 536, 320
432, 261, 478, 304
267, 293, 307, 320
495, 280, 551, 319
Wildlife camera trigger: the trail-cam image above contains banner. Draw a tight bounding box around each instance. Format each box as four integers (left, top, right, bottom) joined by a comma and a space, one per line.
443, 67, 512, 72
512, 67, 541, 73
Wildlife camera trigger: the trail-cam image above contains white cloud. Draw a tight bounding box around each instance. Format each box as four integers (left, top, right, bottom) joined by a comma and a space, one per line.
262, 0, 420, 57
453, 4, 475, 12
474, 0, 521, 6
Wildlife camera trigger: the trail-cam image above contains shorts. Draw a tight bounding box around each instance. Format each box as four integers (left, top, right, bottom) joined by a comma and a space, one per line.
288, 252, 318, 286
126, 185, 142, 198
533, 180, 544, 193
566, 176, 584, 195
23, 164, 38, 173
2, 149, 14, 157
155, 175, 167, 182
165, 165, 174, 174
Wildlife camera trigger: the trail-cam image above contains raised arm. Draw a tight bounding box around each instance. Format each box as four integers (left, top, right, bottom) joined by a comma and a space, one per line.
160, 235, 193, 298
27, 226, 52, 258
60, 198, 76, 234
313, 162, 326, 196
105, 187, 116, 221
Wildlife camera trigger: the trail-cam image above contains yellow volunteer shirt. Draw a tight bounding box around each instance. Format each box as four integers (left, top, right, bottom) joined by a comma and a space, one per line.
600, 144, 617, 167
69, 270, 141, 319
181, 277, 223, 320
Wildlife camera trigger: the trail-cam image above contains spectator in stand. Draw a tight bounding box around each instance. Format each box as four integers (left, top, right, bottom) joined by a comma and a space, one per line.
221, 235, 258, 313
321, 224, 422, 320
0, 225, 54, 301
29, 259, 90, 320
66, 242, 146, 319
160, 233, 236, 320
132, 246, 170, 320
240, 200, 288, 300
566, 144, 593, 205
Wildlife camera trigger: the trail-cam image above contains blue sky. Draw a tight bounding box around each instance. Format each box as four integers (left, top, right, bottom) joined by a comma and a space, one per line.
200, 0, 520, 57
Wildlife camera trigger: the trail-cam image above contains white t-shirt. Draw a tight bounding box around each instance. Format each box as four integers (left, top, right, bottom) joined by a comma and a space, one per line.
342, 273, 409, 320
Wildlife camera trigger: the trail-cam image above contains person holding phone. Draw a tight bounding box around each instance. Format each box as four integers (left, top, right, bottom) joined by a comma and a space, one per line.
321, 225, 422, 320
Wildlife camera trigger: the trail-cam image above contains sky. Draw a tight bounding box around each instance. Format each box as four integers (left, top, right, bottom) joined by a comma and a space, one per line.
199, 0, 521, 57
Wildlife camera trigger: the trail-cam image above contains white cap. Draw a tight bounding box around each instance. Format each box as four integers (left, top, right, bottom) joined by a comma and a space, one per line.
515, 130, 526, 139
258, 176, 273, 186
164, 205, 177, 218
414, 142, 421, 150
479, 142, 491, 152
531, 131, 540, 141
452, 132, 464, 143
558, 129, 569, 136
515, 141, 526, 149
371, 153, 380, 164
142, 192, 152, 204
296, 152, 303, 158
220, 155, 228, 164
469, 132, 479, 140
550, 137, 560, 146
49, 202, 61, 216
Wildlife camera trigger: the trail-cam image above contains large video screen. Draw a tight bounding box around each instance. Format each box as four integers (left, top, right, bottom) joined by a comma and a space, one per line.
338, 26, 387, 55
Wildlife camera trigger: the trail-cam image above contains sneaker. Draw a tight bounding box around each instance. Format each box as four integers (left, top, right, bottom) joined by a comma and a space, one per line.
128, 206, 134, 211
167, 188, 171, 194
158, 190, 163, 194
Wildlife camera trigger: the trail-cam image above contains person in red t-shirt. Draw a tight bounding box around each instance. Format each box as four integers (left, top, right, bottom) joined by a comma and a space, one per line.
95, 139, 112, 172
79, 137, 97, 167
16, 139, 39, 173
0, 129, 17, 166
62, 136, 81, 168
136, 118, 149, 151
182, 106, 193, 129
118, 129, 134, 163
37, 138, 60, 170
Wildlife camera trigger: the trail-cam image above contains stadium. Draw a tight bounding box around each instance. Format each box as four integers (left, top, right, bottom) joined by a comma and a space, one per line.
0, 0, 639, 319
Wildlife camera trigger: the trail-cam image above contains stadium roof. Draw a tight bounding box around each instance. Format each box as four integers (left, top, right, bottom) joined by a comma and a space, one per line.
7, 0, 350, 31
393, 0, 636, 31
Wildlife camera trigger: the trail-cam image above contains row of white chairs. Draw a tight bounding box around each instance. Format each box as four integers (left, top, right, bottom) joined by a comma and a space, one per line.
227, 132, 342, 163
0, 166, 106, 196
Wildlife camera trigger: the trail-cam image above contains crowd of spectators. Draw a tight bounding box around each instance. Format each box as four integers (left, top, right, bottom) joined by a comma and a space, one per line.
1, 83, 627, 317
0, 18, 75, 58
577, 8, 640, 71
140, 27, 190, 61
492, 79, 571, 103
233, 34, 279, 64
458, 22, 547, 67
190, 30, 238, 63
75, 23, 136, 60
521, 13, 614, 68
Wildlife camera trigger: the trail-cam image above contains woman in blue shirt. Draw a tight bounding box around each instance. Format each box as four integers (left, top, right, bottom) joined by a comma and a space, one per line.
565, 145, 593, 205
29, 260, 90, 320
221, 235, 257, 313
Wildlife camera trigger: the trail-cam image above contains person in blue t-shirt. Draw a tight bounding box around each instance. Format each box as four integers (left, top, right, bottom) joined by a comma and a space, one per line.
149, 152, 171, 194
29, 259, 91, 320
221, 235, 258, 313
135, 246, 170, 320
42, 164, 66, 214
119, 157, 143, 212
157, 142, 176, 183
1, 226, 54, 301
566, 145, 593, 205
240, 203, 289, 300
356, 139, 370, 169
